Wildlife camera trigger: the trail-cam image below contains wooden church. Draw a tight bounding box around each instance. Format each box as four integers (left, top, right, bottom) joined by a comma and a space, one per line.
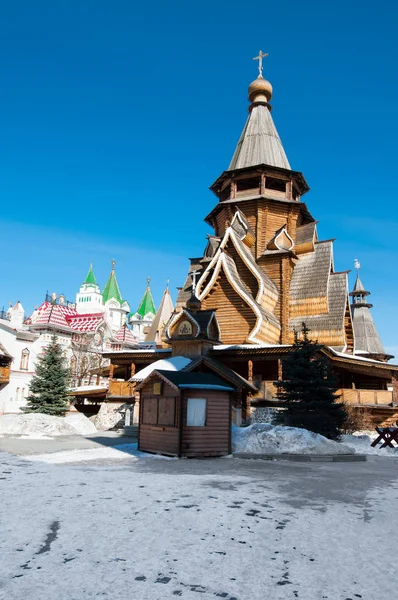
103, 55, 398, 427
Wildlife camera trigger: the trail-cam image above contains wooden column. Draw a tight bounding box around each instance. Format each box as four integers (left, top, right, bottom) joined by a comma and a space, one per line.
230, 181, 237, 199
260, 173, 266, 195
248, 360, 253, 384
286, 180, 293, 201
130, 362, 136, 378
280, 257, 291, 344
109, 363, 114, 380
392, 374, 398, 406
96, 373, 100, 385
277, 359, 283, 381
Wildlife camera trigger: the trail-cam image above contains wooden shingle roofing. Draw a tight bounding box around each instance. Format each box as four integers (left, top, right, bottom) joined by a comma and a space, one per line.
352, 306, 387, 356
289, 240, 333, 302
228, 103, 291, 171
290, 271, 348, 333
295, 222, 317, 246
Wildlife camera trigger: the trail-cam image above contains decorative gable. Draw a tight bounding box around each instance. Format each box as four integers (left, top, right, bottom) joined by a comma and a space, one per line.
267, 226, 294, 252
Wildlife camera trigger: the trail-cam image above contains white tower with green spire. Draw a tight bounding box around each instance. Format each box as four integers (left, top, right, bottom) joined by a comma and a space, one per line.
102, 260, 130, 330
129, 278, 157, 341
76, 264, 105, 315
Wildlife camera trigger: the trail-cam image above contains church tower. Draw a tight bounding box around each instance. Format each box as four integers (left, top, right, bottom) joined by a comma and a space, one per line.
129, 278, 157, 342
102, 261, 130, 330
177, 53, 355, 352
76, 264, 105, 315
349, 265, 391, 362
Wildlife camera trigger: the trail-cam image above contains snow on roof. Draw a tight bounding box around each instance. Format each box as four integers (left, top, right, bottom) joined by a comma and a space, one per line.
213, 343, 291, 350
71, 385, 108, 392
131, 356, 192, 381
330, 348, 398, 367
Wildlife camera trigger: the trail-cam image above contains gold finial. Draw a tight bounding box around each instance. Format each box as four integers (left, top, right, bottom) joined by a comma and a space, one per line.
253, 50, 269, 77
147, 276, 151, 287
111, 259, 116, 270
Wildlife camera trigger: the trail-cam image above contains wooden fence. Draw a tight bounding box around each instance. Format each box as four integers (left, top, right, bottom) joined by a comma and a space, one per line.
108, 380, 135, 398
338, 389, 393, 406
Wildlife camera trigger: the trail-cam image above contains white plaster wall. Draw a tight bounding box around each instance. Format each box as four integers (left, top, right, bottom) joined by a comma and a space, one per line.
76, 283, 105, 315
0, 325, 73, 414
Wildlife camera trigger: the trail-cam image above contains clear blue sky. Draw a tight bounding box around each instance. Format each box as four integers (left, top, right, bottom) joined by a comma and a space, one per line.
1, 1, 397, 353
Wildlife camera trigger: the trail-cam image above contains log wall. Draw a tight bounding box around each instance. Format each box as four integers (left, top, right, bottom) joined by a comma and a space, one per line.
201, 276, 256, 344
181, 389, 231, 457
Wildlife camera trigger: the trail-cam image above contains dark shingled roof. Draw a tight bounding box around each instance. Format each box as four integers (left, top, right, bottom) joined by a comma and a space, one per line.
185, 309, 219, 339
184, 355, 257, 392
153, 370, 235, 391
176, 258, 204, 306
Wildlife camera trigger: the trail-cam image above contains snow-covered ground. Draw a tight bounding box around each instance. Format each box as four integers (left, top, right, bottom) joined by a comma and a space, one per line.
1, 449, 398, 599
25, 443, 173, 464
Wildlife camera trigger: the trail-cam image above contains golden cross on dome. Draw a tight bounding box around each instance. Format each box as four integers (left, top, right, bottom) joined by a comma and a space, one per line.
253, 50, 269, 76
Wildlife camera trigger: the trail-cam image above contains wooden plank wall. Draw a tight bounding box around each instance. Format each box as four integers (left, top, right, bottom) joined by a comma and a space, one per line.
201, 276, 256, 344
138, 381, 180, 456
181, 390, 231, 457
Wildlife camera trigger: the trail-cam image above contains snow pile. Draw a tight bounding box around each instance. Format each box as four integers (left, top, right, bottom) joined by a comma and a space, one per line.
232, 423, 355, 455
0, 413, 96, 437
64, 412, 97, 435
342, 433, 398, 456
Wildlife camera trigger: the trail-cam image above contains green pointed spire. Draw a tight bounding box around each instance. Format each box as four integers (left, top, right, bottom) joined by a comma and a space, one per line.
84, 263, 97, 285
137, 277, 156, 317
102, 260, 123, 306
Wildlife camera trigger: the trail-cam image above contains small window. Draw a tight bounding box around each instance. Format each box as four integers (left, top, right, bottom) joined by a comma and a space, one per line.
266, 177, 286, 193
20, 348, 30, 370
187, 398, 207, 427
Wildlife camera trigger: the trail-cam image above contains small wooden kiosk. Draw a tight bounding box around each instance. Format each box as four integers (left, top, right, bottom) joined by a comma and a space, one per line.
137, 369, 235, 457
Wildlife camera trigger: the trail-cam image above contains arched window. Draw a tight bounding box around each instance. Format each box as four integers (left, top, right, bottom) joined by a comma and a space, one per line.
16, 387, 20, 402
20, 348, 30, 370
70, 355, 77, 373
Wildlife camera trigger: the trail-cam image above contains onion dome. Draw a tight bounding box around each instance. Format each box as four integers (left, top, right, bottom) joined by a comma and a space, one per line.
248, 75, 273, 104
186, 292, 202, 311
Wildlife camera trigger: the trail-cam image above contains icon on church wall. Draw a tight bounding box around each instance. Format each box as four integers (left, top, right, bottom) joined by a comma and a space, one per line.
178, 321, 192, 335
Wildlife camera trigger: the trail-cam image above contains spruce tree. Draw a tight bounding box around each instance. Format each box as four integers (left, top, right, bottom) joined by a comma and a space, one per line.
24, 334, 72, 416
274, 324, 347, 440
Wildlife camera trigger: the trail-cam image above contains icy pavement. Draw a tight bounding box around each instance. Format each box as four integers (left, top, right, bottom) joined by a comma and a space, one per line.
1, 451, 398, 600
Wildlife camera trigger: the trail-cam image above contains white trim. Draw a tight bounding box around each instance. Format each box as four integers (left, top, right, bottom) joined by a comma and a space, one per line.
231, 210, 249, 241
273, 227, 294, 251
166, 309, 201, 340
197, 225, 278, 305
199, 252, 264, 344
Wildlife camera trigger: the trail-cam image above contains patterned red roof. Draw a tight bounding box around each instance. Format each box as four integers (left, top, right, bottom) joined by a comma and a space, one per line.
30, 302, 105, 334
66, 314, 104, 333
33, 304, 71, 329
114, 325, 138, 346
